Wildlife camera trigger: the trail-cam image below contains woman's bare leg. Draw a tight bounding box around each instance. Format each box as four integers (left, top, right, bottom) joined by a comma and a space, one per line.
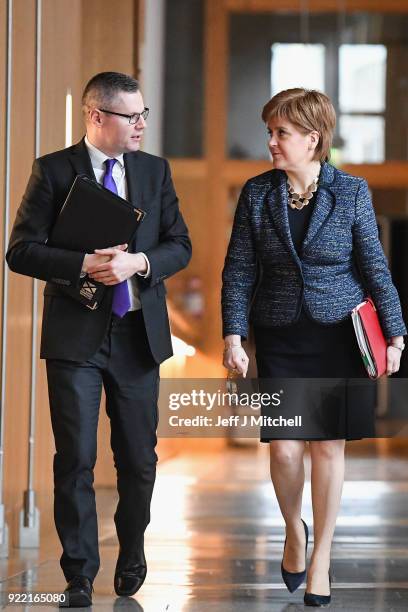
307, 439, 345, 594
269, 440, 307, 571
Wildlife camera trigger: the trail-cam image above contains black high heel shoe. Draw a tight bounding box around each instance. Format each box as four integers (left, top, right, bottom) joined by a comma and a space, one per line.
281, 518, 309, 593
304, 568, 332, 607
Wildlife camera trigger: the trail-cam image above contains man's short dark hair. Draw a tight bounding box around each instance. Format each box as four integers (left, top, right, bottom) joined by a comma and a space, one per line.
82, 71, 140, 115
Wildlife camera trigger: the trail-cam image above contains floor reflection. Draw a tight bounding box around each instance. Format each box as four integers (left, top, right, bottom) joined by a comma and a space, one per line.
1, 447, 408, 610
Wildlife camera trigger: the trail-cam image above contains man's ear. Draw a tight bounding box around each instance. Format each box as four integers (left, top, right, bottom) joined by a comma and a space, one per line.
88, 108, 103, 127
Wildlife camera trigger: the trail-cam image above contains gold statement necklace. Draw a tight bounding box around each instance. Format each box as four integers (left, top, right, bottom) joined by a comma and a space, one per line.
287, 173, 319, 211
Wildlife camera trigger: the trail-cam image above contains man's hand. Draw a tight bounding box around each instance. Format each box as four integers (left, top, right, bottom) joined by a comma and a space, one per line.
87, 247, 148, 285
82, 244, 128, 275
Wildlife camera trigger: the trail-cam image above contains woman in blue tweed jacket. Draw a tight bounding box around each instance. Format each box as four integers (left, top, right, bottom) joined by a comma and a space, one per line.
222, 89, 406, 606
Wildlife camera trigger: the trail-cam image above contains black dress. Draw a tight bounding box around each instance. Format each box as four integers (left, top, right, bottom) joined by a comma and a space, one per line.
254, 194, 376, 441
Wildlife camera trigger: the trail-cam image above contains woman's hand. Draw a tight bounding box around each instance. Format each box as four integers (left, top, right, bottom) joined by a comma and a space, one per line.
386, 336, 404, 376
223, 335, 249, 377
386, 346, 401, 376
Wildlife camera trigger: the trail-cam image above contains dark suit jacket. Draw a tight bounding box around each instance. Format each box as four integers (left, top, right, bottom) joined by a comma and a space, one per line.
222, 162, 407, 340
7, 139, 192, 363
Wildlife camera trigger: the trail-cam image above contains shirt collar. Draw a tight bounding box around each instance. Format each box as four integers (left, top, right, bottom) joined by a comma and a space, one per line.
84, 135, 124, 170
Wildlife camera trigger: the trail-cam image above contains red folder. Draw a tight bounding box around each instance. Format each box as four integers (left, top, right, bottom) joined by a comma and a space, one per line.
351, 298, 387, 379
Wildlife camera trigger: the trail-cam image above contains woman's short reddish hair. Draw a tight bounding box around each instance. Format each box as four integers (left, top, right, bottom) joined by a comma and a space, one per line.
262, 88, 336, 162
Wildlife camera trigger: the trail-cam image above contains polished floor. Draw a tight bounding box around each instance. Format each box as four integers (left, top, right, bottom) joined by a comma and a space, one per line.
1, 445, 408, 611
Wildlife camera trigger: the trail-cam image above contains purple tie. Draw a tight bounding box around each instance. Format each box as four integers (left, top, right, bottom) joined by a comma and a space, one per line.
103, 158, 131, 317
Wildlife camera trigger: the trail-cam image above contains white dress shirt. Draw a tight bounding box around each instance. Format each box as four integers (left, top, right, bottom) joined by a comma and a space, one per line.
84, 135, 150, 311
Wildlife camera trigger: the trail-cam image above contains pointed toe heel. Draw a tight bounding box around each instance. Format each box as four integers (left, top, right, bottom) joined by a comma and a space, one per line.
281, 518, 309, 593
304, 569, 332, 607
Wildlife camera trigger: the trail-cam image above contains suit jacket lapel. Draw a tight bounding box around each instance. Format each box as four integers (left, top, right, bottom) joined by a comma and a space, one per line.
124, 152, 147, 253
301, 162, 336, 254
124, 152, 144, 209
267, 176, 300, 265
69, 138, 97, 180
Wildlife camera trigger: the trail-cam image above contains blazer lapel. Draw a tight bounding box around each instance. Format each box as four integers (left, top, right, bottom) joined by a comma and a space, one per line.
123, 152, 144, 209
124, 152, 147, 252
267, 176, 300, 265
69, 138, 97, 180
301, 162, 336, 254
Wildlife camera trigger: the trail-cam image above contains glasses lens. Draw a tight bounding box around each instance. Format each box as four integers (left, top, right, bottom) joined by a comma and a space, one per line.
129, 109, 149, 124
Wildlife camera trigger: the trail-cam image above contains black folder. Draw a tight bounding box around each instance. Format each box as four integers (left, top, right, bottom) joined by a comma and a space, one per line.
48, 175, 146, 310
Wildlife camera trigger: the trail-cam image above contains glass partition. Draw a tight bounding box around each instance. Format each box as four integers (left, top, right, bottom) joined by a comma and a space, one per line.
228, 12, 408, 163
163, 0, 204, 158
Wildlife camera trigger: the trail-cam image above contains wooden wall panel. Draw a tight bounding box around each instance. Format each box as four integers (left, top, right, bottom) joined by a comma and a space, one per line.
5, 0, 36, 542
80, 0, 136, 144
0, 0, 7, 539
41, 0, 83, 152
0, 0, 6, 300
0, 0, 6, 246
81, 0, 136, 87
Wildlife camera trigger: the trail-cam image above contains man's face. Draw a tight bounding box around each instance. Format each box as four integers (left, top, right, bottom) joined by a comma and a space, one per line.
89, 91, 147, 156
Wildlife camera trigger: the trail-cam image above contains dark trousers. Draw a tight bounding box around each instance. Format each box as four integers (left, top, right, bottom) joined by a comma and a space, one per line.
46, 310, 159, 582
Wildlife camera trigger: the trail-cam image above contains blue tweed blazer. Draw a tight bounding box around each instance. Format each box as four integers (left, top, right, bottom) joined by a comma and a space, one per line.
222, 162, 407, 340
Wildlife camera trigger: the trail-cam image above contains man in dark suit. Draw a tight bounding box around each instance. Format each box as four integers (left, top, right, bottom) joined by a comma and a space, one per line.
6, 71, 192, 607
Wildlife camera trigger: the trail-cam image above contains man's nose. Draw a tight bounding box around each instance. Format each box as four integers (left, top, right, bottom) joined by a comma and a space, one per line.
135, 115, 146, 128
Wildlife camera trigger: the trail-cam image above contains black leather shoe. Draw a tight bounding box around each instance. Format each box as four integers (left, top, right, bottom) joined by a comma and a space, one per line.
60, 576, 93, 608
304, 569, 332, 607
281, 518, 309, 593
114, 548, 147, 597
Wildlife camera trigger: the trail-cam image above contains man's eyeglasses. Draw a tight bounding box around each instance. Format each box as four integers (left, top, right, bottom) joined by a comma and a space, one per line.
98, 108, 149, 125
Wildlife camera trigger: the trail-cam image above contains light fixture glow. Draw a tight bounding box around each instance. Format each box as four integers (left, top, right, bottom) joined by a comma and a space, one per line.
171, 335, 196, 357
65, 88, 72, 148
